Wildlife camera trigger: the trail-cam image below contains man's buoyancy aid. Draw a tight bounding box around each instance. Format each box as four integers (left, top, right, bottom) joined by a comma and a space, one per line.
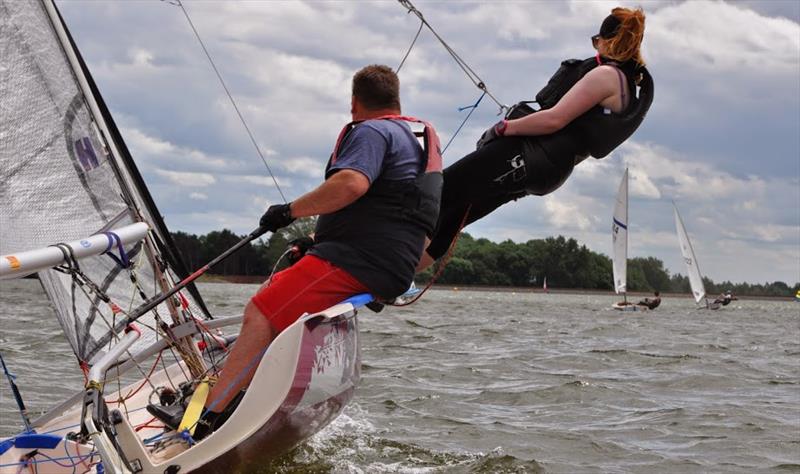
312, 116, 442, 298
509, 55, 654, 161
323, 115, 443, 237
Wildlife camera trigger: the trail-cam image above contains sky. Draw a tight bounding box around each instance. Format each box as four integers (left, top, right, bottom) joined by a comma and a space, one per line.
56, 0, 799, 285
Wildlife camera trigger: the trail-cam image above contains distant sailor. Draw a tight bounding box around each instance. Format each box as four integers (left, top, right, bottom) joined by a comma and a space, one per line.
418, 7, 652, 270
637, 291, 661, 310
713, 290, 736, 306
150, 65, 442, 439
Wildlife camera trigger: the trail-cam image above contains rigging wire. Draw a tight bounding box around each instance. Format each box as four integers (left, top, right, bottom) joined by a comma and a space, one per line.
442, 92, 485, 154
165, 0, 288, 203
396, 20, 424, 73
396, 0, 507, 114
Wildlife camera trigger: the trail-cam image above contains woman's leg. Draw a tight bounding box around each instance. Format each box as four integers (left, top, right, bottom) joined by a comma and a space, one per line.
424, 138, 527, 262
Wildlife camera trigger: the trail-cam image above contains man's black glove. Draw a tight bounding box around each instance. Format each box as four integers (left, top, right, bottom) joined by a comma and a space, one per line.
287, 236, 314, 265
259, 203, 295, 233
475, 119, 508, 150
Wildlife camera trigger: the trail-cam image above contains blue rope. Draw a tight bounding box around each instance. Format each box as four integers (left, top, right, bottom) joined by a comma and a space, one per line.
102, 231, 131, 268
0, 452, 95, 468
441, 91, 486, 155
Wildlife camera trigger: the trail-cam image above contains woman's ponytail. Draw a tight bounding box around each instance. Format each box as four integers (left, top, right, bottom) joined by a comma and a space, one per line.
605, 7, 646, 66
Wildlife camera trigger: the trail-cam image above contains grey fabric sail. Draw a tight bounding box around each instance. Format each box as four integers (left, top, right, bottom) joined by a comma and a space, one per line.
0, 0, 205, 364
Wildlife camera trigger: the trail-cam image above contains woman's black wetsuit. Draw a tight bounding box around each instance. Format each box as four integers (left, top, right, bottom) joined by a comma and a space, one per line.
426, 56, 654, 260
427, 133, 578, 258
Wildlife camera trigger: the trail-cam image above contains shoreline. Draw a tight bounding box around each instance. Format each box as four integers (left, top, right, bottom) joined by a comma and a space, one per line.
196, 275, 795, 301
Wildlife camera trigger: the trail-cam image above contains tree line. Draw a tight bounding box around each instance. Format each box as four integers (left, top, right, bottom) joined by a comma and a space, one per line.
170, 221, 799, 297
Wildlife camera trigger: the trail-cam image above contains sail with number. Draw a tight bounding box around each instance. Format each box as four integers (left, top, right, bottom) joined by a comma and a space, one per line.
0, 0, 208, 365
612, 168, 629, 294
673, 204, 706, 303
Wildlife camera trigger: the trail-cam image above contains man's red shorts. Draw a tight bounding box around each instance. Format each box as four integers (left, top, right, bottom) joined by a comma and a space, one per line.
250, 254, 370, 333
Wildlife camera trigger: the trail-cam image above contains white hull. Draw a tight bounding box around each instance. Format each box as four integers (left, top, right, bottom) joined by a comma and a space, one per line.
0, 300, 362, 473
612, 302, 648, 312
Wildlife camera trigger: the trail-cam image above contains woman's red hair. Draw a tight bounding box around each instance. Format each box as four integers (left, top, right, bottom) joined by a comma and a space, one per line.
605, 7, 646, 66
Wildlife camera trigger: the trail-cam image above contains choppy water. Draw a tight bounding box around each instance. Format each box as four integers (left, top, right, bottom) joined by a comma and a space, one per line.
1, 279, 798, 473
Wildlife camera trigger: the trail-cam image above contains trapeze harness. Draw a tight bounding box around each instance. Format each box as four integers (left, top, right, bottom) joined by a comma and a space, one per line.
426, 56, 654, 260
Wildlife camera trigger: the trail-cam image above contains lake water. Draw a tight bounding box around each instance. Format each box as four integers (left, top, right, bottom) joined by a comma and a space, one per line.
1, 279, 798, 473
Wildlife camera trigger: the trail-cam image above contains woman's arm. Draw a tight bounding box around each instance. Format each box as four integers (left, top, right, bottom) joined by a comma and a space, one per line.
505, 65, 621, 137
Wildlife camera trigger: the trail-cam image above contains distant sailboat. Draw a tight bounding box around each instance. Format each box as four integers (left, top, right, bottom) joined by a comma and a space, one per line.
673, 203, 720, 310
611, 169, 645, 311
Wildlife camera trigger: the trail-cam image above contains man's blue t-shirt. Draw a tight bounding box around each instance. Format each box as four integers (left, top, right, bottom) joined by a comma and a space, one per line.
327, 120, 423, 183
310, 119, 428, 299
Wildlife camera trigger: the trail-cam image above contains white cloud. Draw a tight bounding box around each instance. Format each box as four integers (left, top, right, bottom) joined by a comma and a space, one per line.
615, 141, 767, 202
124, 127, 234, 169
154, 169, 216, 187
130, 48, 155, 68
223, 175, 293, 188
648, 0, 800, 73
543, 197, 592, 231
188, 192, 207, 201
281, 157, 325, 178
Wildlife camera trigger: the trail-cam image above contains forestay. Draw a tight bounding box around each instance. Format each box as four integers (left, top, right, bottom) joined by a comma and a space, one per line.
0, 0, 206, 365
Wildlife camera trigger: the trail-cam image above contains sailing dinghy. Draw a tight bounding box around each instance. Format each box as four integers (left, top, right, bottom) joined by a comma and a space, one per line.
0, 0, 366, 471
610, 169, 646, 312
673, 204, 721, 310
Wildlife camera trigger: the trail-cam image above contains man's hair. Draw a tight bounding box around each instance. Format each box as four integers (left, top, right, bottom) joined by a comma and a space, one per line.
352, 64, 401, 111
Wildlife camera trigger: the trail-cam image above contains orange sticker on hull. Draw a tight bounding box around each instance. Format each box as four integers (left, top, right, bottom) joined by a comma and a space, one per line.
5, 256, 20, 269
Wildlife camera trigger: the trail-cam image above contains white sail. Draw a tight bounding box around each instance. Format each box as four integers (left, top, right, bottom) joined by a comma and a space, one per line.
673, 204, 706, 303
612, 168, 629, 294
0, 0, 207, 364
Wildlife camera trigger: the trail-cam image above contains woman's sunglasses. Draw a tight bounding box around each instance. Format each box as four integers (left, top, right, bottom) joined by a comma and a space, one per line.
591, 34, 601, 48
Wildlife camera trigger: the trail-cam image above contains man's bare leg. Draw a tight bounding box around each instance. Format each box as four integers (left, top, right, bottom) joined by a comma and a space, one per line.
205, 301, 274, 413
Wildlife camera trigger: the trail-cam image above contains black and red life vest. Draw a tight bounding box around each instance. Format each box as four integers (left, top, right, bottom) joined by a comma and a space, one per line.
311, 116, 443, 298
326, 115, 443, 236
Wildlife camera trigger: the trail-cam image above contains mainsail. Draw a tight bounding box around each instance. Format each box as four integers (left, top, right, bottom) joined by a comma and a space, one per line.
0, 0, 208, 364
673, 204, 706, 304
611, 168, 629, 294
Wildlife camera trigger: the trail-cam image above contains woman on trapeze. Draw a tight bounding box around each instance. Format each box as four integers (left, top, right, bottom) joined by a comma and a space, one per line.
419, 6, 653, 270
